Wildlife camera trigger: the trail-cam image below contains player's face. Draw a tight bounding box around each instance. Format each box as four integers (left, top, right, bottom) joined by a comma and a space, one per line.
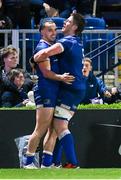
82, 61, 92, 77
4, 52, 18, 69
62, 16, 76, 35
42, 22, 57, 43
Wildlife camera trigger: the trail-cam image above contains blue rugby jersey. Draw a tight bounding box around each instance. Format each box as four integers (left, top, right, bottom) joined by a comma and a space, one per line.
34, 40, 59, 90
57, 35, 86, 91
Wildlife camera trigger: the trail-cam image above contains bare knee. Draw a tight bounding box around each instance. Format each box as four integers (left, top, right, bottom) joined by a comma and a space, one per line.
53, 106, 74, 136
54, 119, 68, 137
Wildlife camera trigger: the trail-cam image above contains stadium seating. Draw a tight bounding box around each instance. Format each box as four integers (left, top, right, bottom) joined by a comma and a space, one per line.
83, 16, 115, 71
99, 0, 121, 28
84, 16, 106, 30
30, 0, 44, 5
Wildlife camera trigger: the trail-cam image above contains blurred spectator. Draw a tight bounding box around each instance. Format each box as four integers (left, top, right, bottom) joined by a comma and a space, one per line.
43, 0, 73, 18
105, 85, 121, 104
30, 0, 95, 27
4, 0, 31, 28
0, 45, 18, 78
31, 0, 74, 25
0, 45, 34, 107
82, 57, 111, 104
0, 66, 4, 107
0, 0, 13, 29
1, 69, 30, 107
73, 0, 95, 16
0, 45, 34, 93
0, 0, 13, 47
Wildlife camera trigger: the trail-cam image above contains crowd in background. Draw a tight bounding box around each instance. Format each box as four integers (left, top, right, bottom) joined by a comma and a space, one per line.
0, 45, 121, 109
0, 45, 34, 107
1, 0, 121, 29
0, 0, 107, 29
0, 0, 95, 29
1, 0, 121, 108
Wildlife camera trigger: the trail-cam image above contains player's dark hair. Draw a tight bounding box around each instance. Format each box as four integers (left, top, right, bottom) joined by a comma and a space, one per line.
71, 13, 85, 35
39, 18, 55, 32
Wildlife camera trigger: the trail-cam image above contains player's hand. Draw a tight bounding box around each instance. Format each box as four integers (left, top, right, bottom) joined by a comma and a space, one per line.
60, 73, 75, 84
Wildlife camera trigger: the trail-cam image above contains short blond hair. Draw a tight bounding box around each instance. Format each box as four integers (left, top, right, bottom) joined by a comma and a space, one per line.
83, 57, 92, 65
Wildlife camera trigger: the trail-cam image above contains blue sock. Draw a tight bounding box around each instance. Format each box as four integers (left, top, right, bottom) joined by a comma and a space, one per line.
53, 139, 63, 165
23, 155, 35, 165
59, 130, 77, 165
41, 151, 53, 167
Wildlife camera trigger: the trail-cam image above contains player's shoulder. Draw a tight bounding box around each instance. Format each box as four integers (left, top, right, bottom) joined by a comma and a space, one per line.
61, 35, 74, 41
61, 35, 81, 44
34, 40, 50, 53
58, 36, 74, 45
37, 39, 50, 48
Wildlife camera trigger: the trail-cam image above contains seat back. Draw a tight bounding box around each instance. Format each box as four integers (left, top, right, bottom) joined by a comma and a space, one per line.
85, 17, 106, 30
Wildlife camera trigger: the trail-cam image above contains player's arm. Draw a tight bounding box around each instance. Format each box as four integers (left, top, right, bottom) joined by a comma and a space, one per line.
39, 62, 75, 84
34, 43, 64, 63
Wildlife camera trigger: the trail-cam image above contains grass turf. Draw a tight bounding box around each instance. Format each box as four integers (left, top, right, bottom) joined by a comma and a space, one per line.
0, 168, 121, 179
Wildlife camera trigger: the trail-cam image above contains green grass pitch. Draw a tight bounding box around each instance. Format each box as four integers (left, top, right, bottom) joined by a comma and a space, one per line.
0, 168, 121, 179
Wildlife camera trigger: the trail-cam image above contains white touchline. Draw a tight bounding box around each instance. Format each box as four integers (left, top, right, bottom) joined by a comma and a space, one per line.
97, 123, 121, 128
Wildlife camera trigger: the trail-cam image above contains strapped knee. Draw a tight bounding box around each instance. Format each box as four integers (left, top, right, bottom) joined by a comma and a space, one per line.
54, 106, 73, 122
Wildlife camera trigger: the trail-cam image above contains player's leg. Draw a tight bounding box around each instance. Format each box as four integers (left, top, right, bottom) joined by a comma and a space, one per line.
54, 108, 78, 167
41, 127, 57, 167
52, 138, 63, 167
41, 128, 64, 168
27, 107, 54, 154
53, 89, 85, 168
23, 82, 58, 168
23, 107, 54, 168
